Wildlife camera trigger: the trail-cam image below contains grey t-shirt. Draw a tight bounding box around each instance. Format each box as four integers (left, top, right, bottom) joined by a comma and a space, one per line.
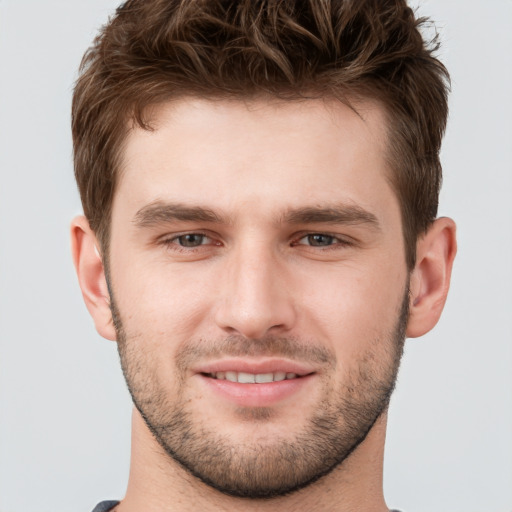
92, 501, 402, 511
91, 501, 119, 512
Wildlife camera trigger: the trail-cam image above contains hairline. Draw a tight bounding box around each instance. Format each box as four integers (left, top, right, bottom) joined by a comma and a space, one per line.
97, 91, 415, 269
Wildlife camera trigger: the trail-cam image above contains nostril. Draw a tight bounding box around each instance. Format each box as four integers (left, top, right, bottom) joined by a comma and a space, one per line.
213, 276, 297, 339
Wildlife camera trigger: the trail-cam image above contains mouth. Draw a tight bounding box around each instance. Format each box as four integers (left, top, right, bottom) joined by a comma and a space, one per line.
195, 360, 316, 407
203, 370, 307, 383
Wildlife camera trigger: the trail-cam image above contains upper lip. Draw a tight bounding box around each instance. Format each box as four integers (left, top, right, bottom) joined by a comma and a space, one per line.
193, 358, 317, 377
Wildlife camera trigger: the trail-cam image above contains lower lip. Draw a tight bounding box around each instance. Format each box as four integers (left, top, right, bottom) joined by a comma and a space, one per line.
198, 374, 315, 407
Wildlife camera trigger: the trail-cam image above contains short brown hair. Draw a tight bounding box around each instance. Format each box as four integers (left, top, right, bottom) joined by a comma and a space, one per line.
72, 0, 449, 269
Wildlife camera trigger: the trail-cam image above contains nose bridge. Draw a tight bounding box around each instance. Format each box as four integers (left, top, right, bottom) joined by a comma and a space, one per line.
214, 237, 295, 338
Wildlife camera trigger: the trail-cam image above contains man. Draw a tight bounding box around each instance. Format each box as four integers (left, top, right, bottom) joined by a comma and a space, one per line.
70, 0, 456, 510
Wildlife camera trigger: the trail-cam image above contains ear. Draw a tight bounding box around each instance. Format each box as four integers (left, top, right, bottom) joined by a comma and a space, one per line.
70, 215, 117, 341
407, 217, 457, 338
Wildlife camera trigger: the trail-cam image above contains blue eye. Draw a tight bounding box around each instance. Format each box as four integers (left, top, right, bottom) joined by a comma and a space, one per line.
175, 234, 209, 247
293, 233, 353, 250
304, 234, 335, 246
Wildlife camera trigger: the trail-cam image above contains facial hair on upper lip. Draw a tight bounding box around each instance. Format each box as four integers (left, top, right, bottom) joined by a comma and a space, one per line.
173, 334, 337, 376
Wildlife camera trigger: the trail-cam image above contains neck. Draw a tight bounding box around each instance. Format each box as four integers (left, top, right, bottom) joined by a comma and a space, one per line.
117, 408, 390, 512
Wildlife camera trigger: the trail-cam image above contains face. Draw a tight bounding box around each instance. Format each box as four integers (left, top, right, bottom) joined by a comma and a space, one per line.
107, 98, 410, 498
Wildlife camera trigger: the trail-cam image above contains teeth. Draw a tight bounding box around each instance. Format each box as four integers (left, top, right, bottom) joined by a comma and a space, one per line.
211, 371, 299, 383
225, 371, 237, 382
238, 372, 255, 384
255, 373, 274, 383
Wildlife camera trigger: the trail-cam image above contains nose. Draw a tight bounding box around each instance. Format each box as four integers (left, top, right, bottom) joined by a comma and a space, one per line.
214, 243, 297, 339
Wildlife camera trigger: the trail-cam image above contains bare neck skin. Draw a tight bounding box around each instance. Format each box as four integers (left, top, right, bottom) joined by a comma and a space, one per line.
118, 408, 390, 512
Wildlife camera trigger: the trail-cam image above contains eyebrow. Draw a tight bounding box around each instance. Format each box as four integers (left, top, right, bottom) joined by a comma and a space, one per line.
134, 201, 226, 227
133, 200, 380, 231
282, 205, 381, 230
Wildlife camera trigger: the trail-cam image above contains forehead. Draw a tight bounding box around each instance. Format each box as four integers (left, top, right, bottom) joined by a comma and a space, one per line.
114, 97, 394, 220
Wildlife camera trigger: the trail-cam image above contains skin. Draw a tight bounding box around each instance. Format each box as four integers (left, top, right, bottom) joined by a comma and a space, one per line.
72, 97, 456, 511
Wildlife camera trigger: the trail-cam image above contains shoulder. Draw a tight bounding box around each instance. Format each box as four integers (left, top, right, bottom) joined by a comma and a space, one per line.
91, 501, 120, 512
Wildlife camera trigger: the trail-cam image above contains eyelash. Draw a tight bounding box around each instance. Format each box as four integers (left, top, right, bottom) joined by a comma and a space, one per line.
159, 231, 353, 252
292, 233, 353, 249
160, 232, 217, 252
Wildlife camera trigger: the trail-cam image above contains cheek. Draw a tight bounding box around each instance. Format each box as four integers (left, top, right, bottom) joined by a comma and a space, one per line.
296, 261, 407, 356
111, 255, 215, 345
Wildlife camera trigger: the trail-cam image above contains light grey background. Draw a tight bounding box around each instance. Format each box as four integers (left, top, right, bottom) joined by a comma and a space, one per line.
0, 1, 510, 511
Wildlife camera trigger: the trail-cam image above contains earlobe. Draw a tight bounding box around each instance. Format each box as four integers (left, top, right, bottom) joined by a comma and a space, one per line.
70, 216, 117, 341
406, 217, 457, 338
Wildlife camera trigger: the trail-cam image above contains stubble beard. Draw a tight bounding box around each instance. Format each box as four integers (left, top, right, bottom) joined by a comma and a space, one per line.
110, 287, 409, 499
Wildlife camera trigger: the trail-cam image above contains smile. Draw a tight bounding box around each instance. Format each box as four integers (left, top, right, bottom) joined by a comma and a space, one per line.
198, 364, 315, 407
205, 371, 300, 383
